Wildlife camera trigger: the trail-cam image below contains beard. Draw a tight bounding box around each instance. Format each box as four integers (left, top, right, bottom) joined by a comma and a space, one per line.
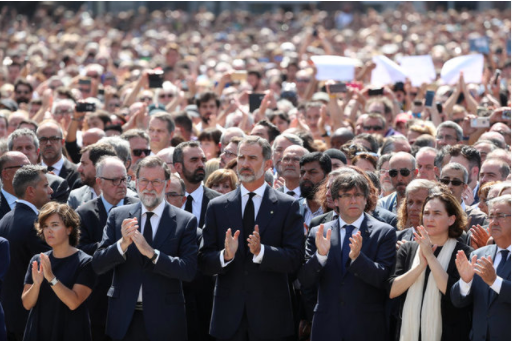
138, 189, 165, 209
238, 164, 265, 183
183, 167, 205, 184
300, 180, 320, 200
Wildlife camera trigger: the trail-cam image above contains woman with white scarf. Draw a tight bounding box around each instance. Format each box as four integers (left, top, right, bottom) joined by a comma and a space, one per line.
388, 189, 472, 341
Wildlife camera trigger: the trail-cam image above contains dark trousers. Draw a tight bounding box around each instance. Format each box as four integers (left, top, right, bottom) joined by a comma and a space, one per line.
113, 310, 149, 341
216, 311, 287, 341
6, 331, 22, 341
91, 324, 111, 341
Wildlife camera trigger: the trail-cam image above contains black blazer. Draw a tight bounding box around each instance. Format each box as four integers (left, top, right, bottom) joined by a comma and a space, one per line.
47, 173, 70, 203
58, 158, 80, 189
92, 202, 198, 341
0, 192, 12, 221
388, 241, 473, 341
76, 196, 140, 328
199, 185, 304, 340
0, 203, 50, 334
198, 186, 221, 229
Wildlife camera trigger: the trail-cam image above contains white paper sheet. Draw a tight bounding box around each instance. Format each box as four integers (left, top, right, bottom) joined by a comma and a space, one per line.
399, 55, 437, 87
370, 55, 407, 86
440, 54, 484, 84
310, 55, 357, 81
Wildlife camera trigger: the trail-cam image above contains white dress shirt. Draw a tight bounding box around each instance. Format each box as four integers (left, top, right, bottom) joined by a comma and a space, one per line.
458, 245, 511, 296
181, 185, 204, 223
283, 185, 301, 199
42, 156, 65, 176
221, 183, 268, 267
316, 213, 365, 266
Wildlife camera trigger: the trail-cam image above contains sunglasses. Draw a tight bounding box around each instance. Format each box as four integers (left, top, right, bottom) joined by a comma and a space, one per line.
439, 178, 465, 186
133, 149, 151, 157
389, 168, 413, 177
363, 125, 383, 131
159, 93, 174, 99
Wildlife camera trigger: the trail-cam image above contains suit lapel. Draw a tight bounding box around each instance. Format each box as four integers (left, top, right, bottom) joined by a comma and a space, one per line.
328, 219, 342, 272
487, 245, 510, 306
199, 186, 209, 228
255, 185, 277, 237
127, 203, 143, 264
0, 192, 11, 216
153, 203, 175, 249
226, 187, 244, 253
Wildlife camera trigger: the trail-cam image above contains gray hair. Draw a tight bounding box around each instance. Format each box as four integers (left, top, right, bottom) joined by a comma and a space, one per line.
272, 133, 303, 150
239, 136, 272, 161
99, 136, 132, 163
441, 162, 469, 184
487, 194, 512, 211
96, 156, 126, 178
490, 181, 511, 197
136, 156, 171, 180
437, 121, 463, 142
220, 127, 245, 147
170, 174, 186, 195
37, 120, 64, 139
417, 146, 437, 157
51, 99, 75, 115
13, 165, 47, 198
405, 179, 439, 197
7, 128, 39, 151
264, 170, 274, 187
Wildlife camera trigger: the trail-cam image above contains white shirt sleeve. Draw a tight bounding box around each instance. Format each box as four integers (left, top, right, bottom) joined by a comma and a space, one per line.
458, 278, 473, 296
220, 250, 234, 267
117, 240, 126, 256
316, 251, 328, 266
252, 245, 265, 264
490, 276, 503, 294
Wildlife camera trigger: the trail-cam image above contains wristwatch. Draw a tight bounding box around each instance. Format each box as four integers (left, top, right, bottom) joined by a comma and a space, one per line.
49, 277, 59, 286
150, 249, 160, 263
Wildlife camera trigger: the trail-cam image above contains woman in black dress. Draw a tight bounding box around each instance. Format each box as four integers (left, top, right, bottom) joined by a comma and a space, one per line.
388, 189, 472, 341
21, 202, 95, 341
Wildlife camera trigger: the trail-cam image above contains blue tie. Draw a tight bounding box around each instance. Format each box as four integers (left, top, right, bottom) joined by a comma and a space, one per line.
489, 250, 509, 304
341, 225, 355, 274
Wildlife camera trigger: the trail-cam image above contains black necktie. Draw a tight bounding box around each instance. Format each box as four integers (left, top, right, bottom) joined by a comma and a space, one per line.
144, 212, 154, 247
341, 225, 355, 274
108, 205, 117, 214
497, 250, 510, 277
47, 165, 54, 172
286, 191, 295, 197
243, 193, 256, 243
185, 195, 193, 213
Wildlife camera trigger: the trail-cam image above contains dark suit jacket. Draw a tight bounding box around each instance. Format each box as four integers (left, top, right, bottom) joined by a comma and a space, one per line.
47, 173, 70, 203
299, 214, 396, 341
0, 192, 12, 222
451, 244, 511, 341
92, 202, 198, 341
76, 196, 140, 327
198, 186, 221, 229
465, 205, 487, 230
57, 157, 80, 189
198, 185, 304, 339
389, 241, 472, 341
0, 203, 50, 334
0, 237, 9, 341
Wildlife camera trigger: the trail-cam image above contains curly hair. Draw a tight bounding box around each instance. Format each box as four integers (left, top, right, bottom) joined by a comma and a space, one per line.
420, 186, 467, 238
35, 202, 81, 247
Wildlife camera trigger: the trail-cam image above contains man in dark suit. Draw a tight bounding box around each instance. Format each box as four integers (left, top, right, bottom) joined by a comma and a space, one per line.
77, 157, 140, 341
276, 145, 308, 199
36, 120, 80, 187
299, 169, 396, 341
0, 152, 31, 220
7, 128, 71, 203
92, 156, 197, 341
172, 141, 221, 341
0, 165, 53, 341
199, 136, 304, 341
451, 194, 511, 341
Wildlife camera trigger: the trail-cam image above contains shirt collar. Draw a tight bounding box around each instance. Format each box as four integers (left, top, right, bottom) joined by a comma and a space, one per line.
241, 182, 267, 198
15, 199, 39, 214
141, 197, 166, 217
185, 185, 204, 202
283, 185, 300, 195
461, 200, 466, 211
338, 213, 365, 230
1, 188, 17, 206
101, 195, 124, 213
42, 156, 65, 173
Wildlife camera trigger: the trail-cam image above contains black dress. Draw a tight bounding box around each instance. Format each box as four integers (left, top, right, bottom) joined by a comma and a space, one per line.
387, 241, 473, 341
22, 250, 96, 341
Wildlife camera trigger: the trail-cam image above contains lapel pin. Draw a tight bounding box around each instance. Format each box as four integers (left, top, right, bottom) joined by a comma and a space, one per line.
271, 211, 274, 214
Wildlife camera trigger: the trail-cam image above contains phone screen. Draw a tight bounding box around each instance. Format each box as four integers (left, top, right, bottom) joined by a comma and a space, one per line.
249, 93, 265, 113
424, 90, 435, 107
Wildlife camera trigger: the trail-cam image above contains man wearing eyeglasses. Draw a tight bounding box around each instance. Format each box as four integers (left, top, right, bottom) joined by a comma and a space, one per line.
0, 152, 31, 220
76, 157, 140, 341
165, 174, 187, 208
452, 194, 511, 341
440, 163, 487, 230
435, 121, 463, 150
219, 137, 241, 169
377, 152, 418, 214
121, 129, 151, 178
277, 145, 309, 199
37, 121, 80, 188
93, 156, 197, 341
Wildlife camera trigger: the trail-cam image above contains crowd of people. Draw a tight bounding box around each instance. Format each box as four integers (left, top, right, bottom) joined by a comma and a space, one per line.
0, 3, 510, 341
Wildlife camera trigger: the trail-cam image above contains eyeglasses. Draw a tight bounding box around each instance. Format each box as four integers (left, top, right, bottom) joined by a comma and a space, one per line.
439, 178, 465, 186
436, 134, 457, 141
140, 97, 152, 101
159, 93, 174, 99
379, 169, 390, 175
166, 192, 183, 198
389, 168, 414, 177
221, 150, 237, 158
282, 156, 301, 164
363, 125, 383, 131
453, 118, 464, 124
138, 178, 166, 188
296, 78, 310, 83
488, 214, 512, 221
38, 136, 62, 144
54, 109, 72, 116
99, 176, 131, 186
3, 165, 24, 171
133, 149, 151, 157
338, 193, 365, 200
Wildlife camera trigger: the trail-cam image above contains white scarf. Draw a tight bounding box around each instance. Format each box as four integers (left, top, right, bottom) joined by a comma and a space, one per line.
399, 238, 457, 341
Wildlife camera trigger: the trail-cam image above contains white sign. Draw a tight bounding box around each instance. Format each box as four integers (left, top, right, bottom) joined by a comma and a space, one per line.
310, 55, 358, 81
371, 55, 406, 86
440, 54, 484, 84
399, 55, 437, 87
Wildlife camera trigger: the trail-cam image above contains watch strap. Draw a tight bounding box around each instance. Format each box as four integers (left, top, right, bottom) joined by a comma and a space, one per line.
49, 277, 59, 286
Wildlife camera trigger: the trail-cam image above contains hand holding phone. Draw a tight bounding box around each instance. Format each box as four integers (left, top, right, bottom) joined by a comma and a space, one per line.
424, 90, 435, 107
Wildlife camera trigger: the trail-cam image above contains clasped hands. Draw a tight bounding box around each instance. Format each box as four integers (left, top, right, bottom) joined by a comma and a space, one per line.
315, 224, 363, 260
120, 217, 154, 258
224, 225, 261, 261
455, 250, 498, 286
31, 253, 56, 285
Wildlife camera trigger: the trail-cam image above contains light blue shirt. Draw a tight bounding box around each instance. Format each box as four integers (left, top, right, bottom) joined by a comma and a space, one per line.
1, 188, 17, 210
16, 199, 39, 214
101, 195, 124, 215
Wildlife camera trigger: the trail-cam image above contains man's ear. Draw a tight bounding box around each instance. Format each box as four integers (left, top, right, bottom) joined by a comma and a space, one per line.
174, 162, 182, 174
264, 159, 273, 172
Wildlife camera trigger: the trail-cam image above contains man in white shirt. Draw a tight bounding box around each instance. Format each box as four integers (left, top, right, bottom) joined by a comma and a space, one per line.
278, 145, 308, 199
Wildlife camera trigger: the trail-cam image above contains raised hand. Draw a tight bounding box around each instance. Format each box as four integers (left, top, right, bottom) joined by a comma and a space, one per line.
224, 228, 240, 261
475, 256, 497, 286
31, 261, 44, 286
315, 224, 332, 256
470, 224, 491, 250
121, 218, 138, 249
455, 250, 476, 283
348, 231, 363, 260
414, 226, 435, 259
248, 225, 261, 256
39, 253, 55, 282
